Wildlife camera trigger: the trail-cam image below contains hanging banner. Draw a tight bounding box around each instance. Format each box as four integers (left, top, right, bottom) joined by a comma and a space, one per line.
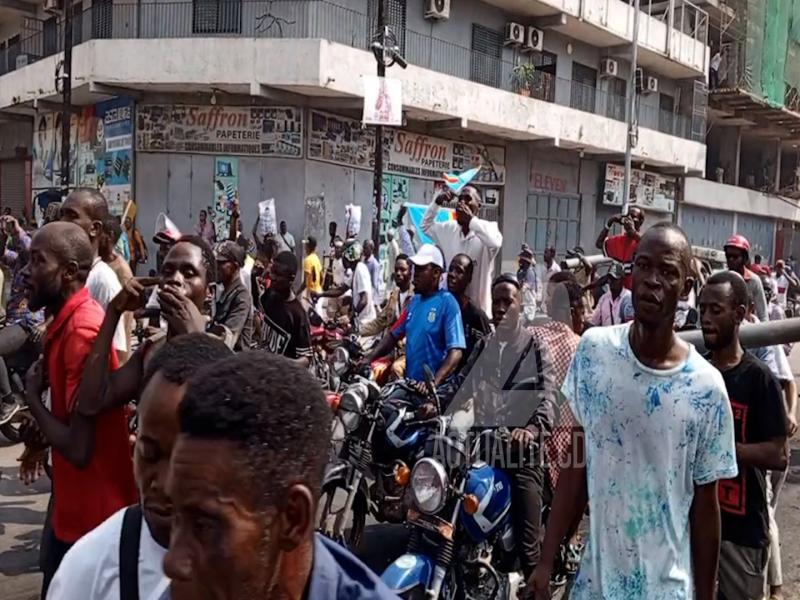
363, 76, 402, 127
32, 97, 134, 215
136, 105, 303, 157
602, 164, 676, 213
308, 110, 505, 186
213, 157, 239, 237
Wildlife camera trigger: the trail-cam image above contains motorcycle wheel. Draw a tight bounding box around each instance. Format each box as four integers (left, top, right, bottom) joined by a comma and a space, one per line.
317, 482, 367, 551
0, 420, 21, 443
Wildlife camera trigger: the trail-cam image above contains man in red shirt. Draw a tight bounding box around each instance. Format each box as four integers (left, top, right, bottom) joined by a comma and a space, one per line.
20, 221, 136, 593
595, 206, 645, 289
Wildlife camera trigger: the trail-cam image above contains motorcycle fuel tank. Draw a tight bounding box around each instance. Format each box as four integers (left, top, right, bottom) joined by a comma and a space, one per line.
460, 462, 513, 544
381, 553, 434, 594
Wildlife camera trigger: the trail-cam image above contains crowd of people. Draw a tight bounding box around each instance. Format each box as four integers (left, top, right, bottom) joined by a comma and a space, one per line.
0, 181, 796, 600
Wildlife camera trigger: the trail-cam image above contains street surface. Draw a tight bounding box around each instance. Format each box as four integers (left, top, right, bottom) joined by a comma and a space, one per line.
3, 353, 800, 599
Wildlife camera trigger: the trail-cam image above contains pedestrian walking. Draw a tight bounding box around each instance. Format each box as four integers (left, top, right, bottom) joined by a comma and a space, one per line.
530, 223, 738, 600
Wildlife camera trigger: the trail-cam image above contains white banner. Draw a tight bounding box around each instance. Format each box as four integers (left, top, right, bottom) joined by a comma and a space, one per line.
363, 76, 402, 127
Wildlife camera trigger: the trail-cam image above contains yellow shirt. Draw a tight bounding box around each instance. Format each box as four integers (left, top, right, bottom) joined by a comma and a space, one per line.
304, 252, 323, 293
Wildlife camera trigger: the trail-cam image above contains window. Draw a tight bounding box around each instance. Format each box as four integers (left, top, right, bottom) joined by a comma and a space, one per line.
570, 63, 597, 113
192, 0, 242, 35
43, 16, 58, 57
73, 2, 84, 46
92, 0, 113, 39
0, 40, 6, 76
605, 76, 626, 121
7, 35, 19, 72
367, 0, 406, 56
659, 93, 675, 135
530, 51, 557, 102
470, 24, 503, 88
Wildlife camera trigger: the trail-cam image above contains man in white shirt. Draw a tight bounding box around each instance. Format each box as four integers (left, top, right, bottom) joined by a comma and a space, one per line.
422, 185, 502, 315
47, 333, 233, 600
60, 189, 128, 361
276, 220, 296, 255
588, 262, 634, 327
535, 246, 561, 314
314, 240, 376, 330
772, 260, 799, 310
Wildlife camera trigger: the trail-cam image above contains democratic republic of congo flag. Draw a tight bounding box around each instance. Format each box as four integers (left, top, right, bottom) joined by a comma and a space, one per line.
442, 166, 481, 194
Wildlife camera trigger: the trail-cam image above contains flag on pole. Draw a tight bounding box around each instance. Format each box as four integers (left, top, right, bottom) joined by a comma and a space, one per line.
442, 166, 481, 194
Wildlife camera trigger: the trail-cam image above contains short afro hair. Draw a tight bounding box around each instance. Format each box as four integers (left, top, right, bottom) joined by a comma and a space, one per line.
143, 333, 233, 389
274, 250, 298, 273
704, 270, 751, 309
179, 351, 332, 508
173, 234, 217, 283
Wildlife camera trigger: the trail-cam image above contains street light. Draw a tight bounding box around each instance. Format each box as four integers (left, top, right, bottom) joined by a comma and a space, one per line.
370, 0, 406, 253
622, 0, 641, 215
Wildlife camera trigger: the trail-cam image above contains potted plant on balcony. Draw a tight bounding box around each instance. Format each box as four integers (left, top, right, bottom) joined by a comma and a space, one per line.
511, 63, 536, 97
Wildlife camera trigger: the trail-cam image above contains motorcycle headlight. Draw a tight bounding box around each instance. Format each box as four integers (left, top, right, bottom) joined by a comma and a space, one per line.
339, 382, 367, 432
332, 347, 350, 375
410, 458, 449, 514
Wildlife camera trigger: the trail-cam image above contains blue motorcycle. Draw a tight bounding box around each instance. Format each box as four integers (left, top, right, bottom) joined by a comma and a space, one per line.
318, 375, 448, 550
381, 429, 525, 599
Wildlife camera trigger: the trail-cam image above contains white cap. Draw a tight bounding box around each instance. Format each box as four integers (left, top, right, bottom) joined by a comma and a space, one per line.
409, 244, 445, 269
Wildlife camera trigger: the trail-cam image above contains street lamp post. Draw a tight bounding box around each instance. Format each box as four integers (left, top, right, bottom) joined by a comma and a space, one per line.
622, 0, 641, 215
369, 0, 406, 253
59, 1, 74, 199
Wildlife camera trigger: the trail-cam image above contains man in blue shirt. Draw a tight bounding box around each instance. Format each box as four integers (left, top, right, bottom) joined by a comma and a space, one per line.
163, 351, 399, 599
365, 244, 465, 390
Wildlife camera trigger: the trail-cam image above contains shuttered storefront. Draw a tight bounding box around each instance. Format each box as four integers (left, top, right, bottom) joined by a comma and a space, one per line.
0, 159, 27, 218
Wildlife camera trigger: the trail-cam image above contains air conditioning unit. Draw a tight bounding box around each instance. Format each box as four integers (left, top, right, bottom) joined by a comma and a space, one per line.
600, 58, 619, 78
424, 0, 450, 21
645, 75, 659, 94
522, 26, 544, 53
15, 54, 29, 69
504, 22, 525, 47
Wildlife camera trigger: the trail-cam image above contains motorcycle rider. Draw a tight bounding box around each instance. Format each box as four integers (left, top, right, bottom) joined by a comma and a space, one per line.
449, 273, 556, 581
364, 244, 465, 401
314, 240, 377, 331
447, 253, 491, 372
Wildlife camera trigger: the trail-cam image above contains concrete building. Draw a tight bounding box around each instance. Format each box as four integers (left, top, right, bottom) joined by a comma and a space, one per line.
683, 0, 800, 262
0, 0, 710, 273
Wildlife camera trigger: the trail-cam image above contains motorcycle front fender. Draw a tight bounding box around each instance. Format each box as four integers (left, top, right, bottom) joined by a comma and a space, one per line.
381, 553, 434, 595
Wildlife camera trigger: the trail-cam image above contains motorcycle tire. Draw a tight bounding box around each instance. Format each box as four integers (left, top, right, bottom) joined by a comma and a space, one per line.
0, 420, 21, 443
317, 482, 367, 551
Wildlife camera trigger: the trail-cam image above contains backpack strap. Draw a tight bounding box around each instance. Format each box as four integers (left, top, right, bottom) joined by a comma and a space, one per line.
119, 504, 143, 600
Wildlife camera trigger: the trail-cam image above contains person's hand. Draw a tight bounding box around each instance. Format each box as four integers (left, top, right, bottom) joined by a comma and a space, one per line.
112, 276, 159, 313
526, 564, 553, 600
435, 189, 455, 206
606, 215, 621, 228
457, 198, 475, 224
787, 413, 798, 438
622, 216, 636, 235
17, 445, 47, 486
157, 285, 206, 335
511, 427, 536, 448
336, 314, 351, 329
416, 401, 438, 420
25, 357, 45, 398
28, 322, 47, 344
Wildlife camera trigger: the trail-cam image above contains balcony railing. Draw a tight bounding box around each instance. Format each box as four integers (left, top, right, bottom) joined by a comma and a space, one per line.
0, 0, 703, 141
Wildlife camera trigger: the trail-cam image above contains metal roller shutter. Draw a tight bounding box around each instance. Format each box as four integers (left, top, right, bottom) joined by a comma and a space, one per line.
0, 160, 26, 218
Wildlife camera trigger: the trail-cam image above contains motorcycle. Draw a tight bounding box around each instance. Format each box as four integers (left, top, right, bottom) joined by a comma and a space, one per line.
318, 369, 447, 550
0, 358, 33, 443
381, 428, 530, 599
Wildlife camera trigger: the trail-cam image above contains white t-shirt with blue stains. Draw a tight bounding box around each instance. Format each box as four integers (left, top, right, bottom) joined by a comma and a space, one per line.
563, 323, 737, 600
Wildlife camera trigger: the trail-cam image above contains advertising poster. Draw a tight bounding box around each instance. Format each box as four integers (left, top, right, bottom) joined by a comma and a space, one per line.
32, 113, 78, 193
603, 164, 676, 214
378, 174, 409, 277
308, 110, 505, 185
137, 105, 303, 157
213, 156, 239, 237
363, 76, 402, 127
95, 98, 134, 215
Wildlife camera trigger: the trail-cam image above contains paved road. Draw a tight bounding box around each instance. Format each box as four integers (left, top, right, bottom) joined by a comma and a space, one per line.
4, 350, 800, 599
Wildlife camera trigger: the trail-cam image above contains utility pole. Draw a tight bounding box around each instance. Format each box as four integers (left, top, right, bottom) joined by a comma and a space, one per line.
622, 0, 641, 215
59, 0, 74, 199
369, 0, 406, 253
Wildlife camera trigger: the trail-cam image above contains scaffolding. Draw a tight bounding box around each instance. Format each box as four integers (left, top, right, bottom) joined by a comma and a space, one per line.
717, 0, 800, 111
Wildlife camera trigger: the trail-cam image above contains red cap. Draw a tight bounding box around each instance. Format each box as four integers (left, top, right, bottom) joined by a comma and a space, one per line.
724, 234, 750, 252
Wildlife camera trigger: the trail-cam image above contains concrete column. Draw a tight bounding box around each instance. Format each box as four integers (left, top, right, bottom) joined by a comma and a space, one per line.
734, 127, 742, 186
776, 139, 782, 192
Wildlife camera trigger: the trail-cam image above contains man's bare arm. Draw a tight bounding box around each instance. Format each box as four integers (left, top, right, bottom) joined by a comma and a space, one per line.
690, 481, 721, 600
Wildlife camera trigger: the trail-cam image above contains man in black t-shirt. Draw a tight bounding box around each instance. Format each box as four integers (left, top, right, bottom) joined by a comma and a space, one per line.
447, 253, 491, 372
699, 271, 788, 600
260, 251, 312, 367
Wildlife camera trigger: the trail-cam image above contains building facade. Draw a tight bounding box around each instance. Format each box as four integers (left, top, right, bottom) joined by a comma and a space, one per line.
0, 0, 710, 273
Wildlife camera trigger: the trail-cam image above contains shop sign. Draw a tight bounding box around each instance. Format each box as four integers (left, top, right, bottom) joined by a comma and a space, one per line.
136, 105, 303, 158
602, 164, 675, 213
308, 110, 505, 186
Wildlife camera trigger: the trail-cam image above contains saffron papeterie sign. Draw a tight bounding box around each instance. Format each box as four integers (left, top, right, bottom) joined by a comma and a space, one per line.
308, 110, 505, 185
136, 105, 303, 157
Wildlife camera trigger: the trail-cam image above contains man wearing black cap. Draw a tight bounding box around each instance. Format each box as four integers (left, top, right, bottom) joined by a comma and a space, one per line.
212, 241, 253, 351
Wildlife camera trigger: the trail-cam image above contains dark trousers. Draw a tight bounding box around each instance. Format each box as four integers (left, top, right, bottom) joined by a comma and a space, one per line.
0, 323, 29, 398
509, 463, 544, 578
39, 495, 72, 598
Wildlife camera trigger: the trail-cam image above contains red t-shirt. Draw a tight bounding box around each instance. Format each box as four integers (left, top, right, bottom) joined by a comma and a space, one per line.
45, 288, 137, 543
604, 234, 639, 289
